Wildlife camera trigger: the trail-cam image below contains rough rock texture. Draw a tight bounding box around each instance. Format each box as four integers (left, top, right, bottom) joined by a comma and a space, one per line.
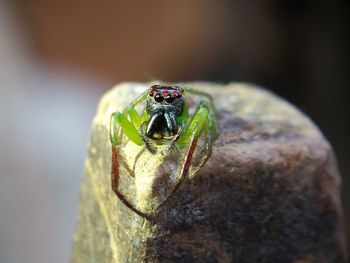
71, 82, 347, 263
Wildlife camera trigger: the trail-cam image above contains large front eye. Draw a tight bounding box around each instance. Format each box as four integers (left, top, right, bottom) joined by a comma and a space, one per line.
165, 94, 175, 103
154, 93, 163, 103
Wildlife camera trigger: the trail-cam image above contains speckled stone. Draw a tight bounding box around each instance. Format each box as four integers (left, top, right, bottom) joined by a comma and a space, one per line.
71, 82, 347, 263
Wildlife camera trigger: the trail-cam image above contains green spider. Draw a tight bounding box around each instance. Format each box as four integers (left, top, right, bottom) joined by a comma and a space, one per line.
110, 84, 218, 219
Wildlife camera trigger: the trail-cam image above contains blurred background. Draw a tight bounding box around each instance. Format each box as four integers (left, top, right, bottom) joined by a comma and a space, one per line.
0, 0, 349, 262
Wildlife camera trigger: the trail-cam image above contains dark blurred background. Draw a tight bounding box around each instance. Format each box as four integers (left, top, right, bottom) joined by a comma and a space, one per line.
0, 0, 349, 262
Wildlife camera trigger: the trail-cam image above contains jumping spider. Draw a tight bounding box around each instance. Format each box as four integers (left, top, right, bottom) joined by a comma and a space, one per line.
110, 84, 218, 219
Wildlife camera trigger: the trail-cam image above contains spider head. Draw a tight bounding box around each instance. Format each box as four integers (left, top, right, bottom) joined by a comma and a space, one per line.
148, 85, 184, 104
147, 85, 185, 116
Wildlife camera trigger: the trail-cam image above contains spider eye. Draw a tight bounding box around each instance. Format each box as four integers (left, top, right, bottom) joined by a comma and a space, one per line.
165, 95, 175, 103
154, 93, 163, 103
149, 91, 154, 96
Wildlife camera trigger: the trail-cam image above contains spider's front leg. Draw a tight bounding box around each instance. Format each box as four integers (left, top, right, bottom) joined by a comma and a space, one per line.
110, 90, 150, 219
158, 100, 218, 209
110, 89, 149, 147
110, 92, 148, 175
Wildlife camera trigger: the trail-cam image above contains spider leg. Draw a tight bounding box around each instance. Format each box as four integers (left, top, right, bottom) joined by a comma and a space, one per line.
177, 100, 211, 148
111, 145, 150, 220
110, 89, 149, 146
110, 108, 145, 176
184, 87, 214, 103
119, 155, 134, 176
166, 124, 184, 154
123, 89, 149, 111
184, 87, 219, 139
110, 111, 143, 146
140, 133, 156, 154
110, 89, 151, 219
157, 136, 198, 211
131, 146, 147, 176
157, 101, 214, 210
190, 101, 218, 174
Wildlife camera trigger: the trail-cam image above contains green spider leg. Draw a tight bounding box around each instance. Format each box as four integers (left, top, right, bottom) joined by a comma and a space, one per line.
178, 88, 218, 160
110, 89, 150, 176
157, 99, 218, 210
110, 89, 149, 146
184, 87, 218, 138
183, 88, 219, 173
110, 89, 152, 219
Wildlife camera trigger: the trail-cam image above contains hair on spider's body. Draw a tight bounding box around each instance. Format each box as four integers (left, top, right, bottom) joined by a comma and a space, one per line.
110, 84, 218, 219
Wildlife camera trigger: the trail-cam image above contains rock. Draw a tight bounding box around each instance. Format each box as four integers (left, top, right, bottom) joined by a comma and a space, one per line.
70, 82, 347, 263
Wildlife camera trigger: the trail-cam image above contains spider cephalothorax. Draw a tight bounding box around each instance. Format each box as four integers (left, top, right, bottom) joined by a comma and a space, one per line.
145, 85, 185, 141
110, 84, 218, 219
